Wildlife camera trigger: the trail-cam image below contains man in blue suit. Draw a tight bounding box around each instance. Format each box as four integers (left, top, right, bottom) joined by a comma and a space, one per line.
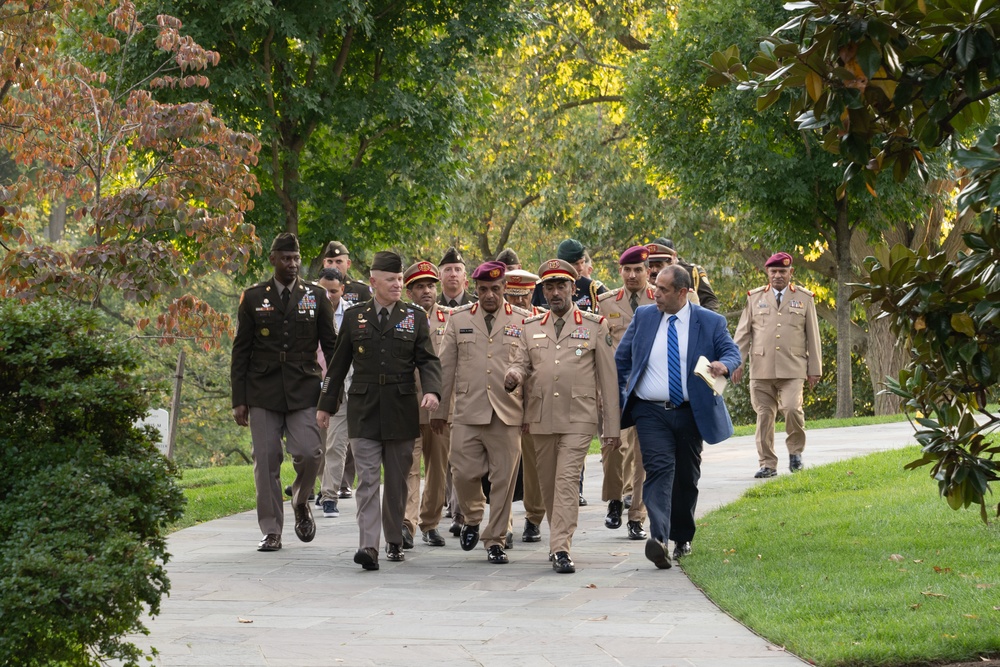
616, 265, 741, 569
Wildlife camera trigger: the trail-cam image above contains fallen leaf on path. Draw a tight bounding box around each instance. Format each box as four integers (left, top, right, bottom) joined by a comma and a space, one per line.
914, 559, 924, 563
587, 615, 608, 621
933, 566, 951, 573
609, 552, 628, 556
237, 617, 253, 624
586, 584, 598, 589
765, 645, 786, 651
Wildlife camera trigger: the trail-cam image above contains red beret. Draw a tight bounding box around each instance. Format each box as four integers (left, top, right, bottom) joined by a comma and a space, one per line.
619, 245, 650, 265
472, 261, 506, 282
765, 252, 793, 268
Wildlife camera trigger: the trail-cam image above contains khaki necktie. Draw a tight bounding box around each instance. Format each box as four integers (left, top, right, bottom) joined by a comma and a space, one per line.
485, 312, 495, 334
554, 317, 565, 338
629, 291, 639, 312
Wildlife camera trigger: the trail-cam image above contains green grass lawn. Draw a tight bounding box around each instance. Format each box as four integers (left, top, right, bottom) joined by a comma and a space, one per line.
682, 445, 1000, 667
173, 462, 296, 531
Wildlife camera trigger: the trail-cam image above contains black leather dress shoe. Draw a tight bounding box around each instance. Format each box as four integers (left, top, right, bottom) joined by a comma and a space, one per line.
578, 493, 588, 507
385, 543, 405, 562
449, 516, 464, 536
505, 531, 514, 549
257, 534, 281, 552
627, 520, 647, 540
354, 547, 379, 570
293, 503, 316, 542
754, 466, 777, 478
673, 541, 692, 560
460, 523, 480, 551
487, 545, 509, 564
789, 454, 804, 472
644, 538, 672, 570
522, 519, 541, 543
605, 499, 624, 529
422, 529, 446, 547
552, 551, 575, 573
401, 525, 415, 549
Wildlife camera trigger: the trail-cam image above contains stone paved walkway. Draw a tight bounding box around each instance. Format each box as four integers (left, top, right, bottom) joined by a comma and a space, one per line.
132, 422, 919, 666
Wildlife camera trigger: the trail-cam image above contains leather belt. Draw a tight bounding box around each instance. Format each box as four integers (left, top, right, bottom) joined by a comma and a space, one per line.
352, 373, 412, 385
641, 399, 690, 410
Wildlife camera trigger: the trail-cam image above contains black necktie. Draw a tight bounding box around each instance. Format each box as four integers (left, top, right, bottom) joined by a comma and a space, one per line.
379, 308, 388, 329
629, 291, 638, 313
775, 291, 782, 309
449, 299, 458, 308
281, 288, 290, 308
554, 317, 565, 338
485, 313, 495, 333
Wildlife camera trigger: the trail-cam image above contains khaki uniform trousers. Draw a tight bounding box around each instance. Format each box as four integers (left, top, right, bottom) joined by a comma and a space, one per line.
750, 377, 806, 469
404, 423, 452, 535
520, 432, 545, 526
351, 437, 414, 550
450, 413, 521, 549
319, 399, 349, 502
600, 426, 646, 522
248, 406, 322, 536
622, 433, 636, 498
532, 433, 592, 555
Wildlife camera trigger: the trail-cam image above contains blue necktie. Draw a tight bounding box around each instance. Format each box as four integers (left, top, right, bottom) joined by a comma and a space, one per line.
667, 315, 683, 404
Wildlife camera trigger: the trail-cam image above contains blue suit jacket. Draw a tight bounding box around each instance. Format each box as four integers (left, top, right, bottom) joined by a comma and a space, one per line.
615, 303, 742, 445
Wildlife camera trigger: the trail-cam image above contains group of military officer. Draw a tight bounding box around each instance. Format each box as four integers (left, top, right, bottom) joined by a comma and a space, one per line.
231, 232, 822, 573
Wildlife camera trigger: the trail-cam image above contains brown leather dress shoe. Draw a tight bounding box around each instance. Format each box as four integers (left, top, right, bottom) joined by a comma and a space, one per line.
293, 503, 316, 542
257, 534, 282, 552
354, 547, 379, 570
644, 538, 672, 570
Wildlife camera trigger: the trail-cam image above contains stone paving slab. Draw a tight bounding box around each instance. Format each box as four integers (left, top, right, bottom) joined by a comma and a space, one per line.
128, 422, 919, 666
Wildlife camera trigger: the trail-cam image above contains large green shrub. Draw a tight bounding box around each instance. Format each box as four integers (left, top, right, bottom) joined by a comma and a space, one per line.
0, 300, 185, 666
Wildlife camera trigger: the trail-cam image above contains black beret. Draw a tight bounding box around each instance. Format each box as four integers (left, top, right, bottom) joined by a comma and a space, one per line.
653, 237, 675, 250
270, 232, 299, 253
371, 250, 403, 273
557, 238, 585, 263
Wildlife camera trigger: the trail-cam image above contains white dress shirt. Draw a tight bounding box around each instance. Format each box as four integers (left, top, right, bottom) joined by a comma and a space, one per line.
635, 301, 691, 402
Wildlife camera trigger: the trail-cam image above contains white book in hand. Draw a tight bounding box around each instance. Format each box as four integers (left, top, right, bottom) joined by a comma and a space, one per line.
694, 356, 727, 396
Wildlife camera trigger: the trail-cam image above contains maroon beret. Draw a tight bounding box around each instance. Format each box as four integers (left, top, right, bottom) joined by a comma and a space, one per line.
472, 261, 506, 282
619, 245, 650, 266
765, 252, 793, 268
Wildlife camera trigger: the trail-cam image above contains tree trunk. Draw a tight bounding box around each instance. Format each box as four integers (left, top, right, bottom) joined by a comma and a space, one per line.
48, 197, 66, 242
865, 306, 906, 414
281, 153, 299, 236
834, 196, 854, 418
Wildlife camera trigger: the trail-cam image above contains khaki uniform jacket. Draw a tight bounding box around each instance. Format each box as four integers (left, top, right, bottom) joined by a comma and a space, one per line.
418, 303, 453, 425
508, 305, 620, 437
434, 301, 530, 427
231, 277, 338, 411
319, 299, 442, 440
340, 277, 371, 308
733, 284, 822, 379
597, 285, 656, 346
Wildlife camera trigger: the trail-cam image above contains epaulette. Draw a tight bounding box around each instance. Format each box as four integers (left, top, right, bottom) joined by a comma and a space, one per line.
747, 285, 768, 296
598, 287, 622, 302
452, 302, 475, 314
580, 310, 605, 324
344, 300, 370, 312
407, 301, 428, 315
511, 305, 532, 317
524, 312, 546, 324
790, 284, 814, 296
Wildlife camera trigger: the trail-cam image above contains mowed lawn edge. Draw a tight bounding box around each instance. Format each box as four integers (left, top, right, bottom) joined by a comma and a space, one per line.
681, 445, 1000, 667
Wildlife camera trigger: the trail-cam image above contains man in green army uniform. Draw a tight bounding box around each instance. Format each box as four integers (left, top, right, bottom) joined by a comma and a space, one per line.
231, 232, 338, 552
321, 240, 371, 307
316, 251, 443, 571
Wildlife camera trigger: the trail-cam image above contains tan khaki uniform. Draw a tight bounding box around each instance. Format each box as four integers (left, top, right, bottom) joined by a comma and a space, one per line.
596, 285, 655, 523
733, 284, 822, 468
508, 305, 620, 556
435, 301, 529, 548
514, 306, 547, 528
405, 303, 453, 536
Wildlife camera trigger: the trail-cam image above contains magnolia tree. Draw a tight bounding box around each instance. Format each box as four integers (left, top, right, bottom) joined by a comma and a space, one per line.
0, 0, 260, 344
703, 0, 1000, 519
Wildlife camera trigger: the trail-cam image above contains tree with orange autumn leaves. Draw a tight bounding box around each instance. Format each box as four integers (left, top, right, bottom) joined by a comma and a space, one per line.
0, 0, 260, 345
